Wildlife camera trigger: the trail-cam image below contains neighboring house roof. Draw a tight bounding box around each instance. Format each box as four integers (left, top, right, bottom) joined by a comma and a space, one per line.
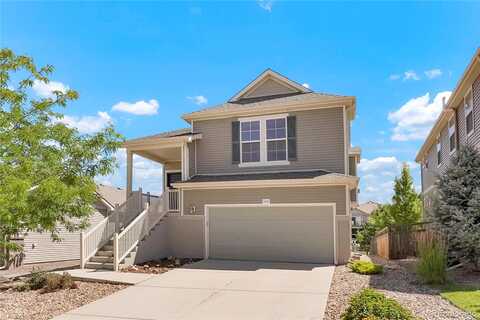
416, 47, 480, 162
96, 184, 126, 208
182, 170, 331, 183
352, 201, 380, 215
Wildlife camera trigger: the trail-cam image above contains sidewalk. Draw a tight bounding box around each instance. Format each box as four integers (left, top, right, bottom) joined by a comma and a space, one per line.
55, 268, 155, 285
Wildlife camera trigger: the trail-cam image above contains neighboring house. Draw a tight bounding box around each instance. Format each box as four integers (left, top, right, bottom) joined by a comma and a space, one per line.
116, 69, 360, 266
351, 201, 379, 238
416, 48, 480, 217
11, 184, 125, 266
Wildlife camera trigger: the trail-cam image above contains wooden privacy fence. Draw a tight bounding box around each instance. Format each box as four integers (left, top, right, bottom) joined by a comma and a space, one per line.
371, 223, 445, 260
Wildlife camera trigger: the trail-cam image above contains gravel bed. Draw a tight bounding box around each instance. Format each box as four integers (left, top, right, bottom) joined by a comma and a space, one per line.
0, 281, 127, 320
121, 258, 201, 274
325, 258, 475, 320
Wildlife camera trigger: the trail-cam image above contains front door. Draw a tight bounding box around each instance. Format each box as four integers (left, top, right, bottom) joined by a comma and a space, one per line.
166, 172, 182, 189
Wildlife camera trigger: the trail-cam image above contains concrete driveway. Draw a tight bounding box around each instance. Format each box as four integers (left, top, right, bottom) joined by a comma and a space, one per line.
55, 260, 335, 320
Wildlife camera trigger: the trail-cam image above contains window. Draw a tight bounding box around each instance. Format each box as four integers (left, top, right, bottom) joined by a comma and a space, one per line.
449, 118, 456, 153
423, 159, 429, 170
239, 115, 290, 166
437, 141, 442, 166
240, 121, 260, 162
465, 91, 474, 136
266, 118, 287, 161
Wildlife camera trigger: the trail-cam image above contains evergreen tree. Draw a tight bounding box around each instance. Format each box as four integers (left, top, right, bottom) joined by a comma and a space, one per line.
434, 145, 480, 269
390, 164, 422, 226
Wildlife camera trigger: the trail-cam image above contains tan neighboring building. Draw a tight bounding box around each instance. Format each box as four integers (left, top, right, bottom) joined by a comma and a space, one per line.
416, 48, 480, 216
351, 201, 379, 238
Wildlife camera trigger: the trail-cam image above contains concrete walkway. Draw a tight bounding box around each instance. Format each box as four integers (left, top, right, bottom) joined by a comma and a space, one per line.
54, 260, 335, 320
55, 268, 155, 285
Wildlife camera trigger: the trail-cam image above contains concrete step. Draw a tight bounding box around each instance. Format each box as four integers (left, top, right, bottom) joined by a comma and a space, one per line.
103, 245, 113, 251
96, 250, 113, 257
85, 262, 114, 270
90, 256, 114, 263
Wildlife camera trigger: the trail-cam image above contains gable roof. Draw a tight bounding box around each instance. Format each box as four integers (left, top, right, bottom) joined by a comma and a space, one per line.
353, 201, 380, 215
416, 47, 480, 162
229, 69, 312, 102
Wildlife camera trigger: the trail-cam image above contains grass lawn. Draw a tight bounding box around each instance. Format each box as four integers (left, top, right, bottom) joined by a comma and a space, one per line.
440, 284, 480, 319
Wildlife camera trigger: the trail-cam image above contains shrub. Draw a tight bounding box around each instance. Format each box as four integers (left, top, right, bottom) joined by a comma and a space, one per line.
348, 260, 383, 275
416, 242, 447, 285
341, 288, 415, 320
26, 270, 47, 290
44, 273, 78, 292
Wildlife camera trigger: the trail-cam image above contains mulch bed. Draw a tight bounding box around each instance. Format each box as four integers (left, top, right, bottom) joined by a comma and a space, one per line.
0, 281, 126, 320
121, 257, 201, 274
324, 257, 475, 320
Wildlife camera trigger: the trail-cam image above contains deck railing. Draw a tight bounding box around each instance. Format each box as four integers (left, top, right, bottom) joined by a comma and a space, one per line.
168, 189, 180, 212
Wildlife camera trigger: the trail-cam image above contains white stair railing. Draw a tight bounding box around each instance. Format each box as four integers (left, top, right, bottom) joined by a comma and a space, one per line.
80, 189, 144, 268
114, 193, 168, 271
168, 189, 179, 212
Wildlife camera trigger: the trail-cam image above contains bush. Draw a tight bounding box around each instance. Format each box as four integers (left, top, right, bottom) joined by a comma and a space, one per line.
26, 270, 47, 290
44, 273, 78, 292
341, 288, 415, 320
348, 260, 383, 275
16, 271, 77, 292
416, 242, 447, 285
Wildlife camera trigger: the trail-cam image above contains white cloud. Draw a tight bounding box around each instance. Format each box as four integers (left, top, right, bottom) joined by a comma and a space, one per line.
424, 68, 442, 79
32, 79, 69, 98
403, 70, 420, 81
302, 83, 310, 89
389, 74, 401, 81
112, 99, 159, 115
257, 0, 274, 12
388, 91, 452, 141
96, 148, 164, 195
187, 95, 208, 106
57, 111, 112, 134
358, 157, 419, 203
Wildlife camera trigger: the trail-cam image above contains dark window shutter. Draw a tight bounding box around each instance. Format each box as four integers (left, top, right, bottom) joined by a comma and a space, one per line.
287, 116, 297, 161
232, 121, 240, 164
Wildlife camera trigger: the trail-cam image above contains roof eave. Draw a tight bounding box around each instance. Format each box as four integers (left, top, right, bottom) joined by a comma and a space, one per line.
182, 96, 356, 123
123, 133, 202, 149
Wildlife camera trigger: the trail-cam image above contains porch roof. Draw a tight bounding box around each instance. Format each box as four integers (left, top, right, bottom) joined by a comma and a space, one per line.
122, 128, 201, 163
173, 171, 359, 190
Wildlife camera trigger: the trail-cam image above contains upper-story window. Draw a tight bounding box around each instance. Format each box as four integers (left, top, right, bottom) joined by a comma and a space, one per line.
465, 90, 474, 137
449, 118, 456, 153
266, 118, 287, 161
238, 115, 290, 166
436, 140, 442, 166
240, 121, 260, 162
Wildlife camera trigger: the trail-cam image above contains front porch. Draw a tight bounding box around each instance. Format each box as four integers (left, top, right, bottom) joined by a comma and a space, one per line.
123, 128, 202, 214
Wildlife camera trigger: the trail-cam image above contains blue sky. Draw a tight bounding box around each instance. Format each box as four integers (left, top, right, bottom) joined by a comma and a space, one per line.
2, 1, 479, 202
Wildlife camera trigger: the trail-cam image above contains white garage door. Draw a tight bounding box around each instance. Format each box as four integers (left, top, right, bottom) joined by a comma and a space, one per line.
205, 204, 336, 264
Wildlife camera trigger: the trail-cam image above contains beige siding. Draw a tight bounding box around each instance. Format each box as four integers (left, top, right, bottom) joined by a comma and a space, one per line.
207, 205, 335, 264
349, 156, 356, 176
243, 78, 297, 99
336, 216, 351, 264
164, 161, 181, 171
22, 210, 105, 264
184, 186, 347, 216
193, 107, 346, 175
188, 141, 196, 177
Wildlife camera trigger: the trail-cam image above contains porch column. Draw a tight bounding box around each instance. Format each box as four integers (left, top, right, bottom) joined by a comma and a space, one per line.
126, 150, 133, 198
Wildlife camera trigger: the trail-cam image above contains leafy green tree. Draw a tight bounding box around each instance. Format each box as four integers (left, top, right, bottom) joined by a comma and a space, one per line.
390, 164, 422, 226
434, 145, 480, 269
356, 204, 393, 253
0, 49, 123, 260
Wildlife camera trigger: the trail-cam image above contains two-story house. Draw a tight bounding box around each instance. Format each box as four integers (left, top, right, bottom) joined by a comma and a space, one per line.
120, 69, 360, 266
416, 48, 480, 216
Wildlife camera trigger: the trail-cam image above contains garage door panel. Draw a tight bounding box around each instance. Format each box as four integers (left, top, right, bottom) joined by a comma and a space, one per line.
207, 205, 335, 264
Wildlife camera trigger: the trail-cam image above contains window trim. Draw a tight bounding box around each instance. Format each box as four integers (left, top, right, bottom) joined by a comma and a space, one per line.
436, 140, 442, 167
448, 117, 456, 155
239, 120, 261, 163
464, 87, 474, 138
238, 114, 290, 167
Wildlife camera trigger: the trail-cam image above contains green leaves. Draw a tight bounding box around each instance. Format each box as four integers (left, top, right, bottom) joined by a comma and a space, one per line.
0, 48, 123, 255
